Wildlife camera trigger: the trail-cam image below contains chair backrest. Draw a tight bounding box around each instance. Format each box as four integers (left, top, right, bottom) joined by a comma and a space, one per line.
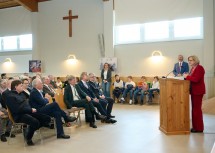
6, 107, 15, 124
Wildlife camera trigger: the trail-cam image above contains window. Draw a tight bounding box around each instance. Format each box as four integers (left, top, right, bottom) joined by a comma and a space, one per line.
0, 38, 2, 51
115, 24, 141, 44
19, 34, 32, 49
144, 21, 169, 41
3, 36, 17, 50
114, 17, 203, 45
173, 17, 202, 38
0, 34, 32, 52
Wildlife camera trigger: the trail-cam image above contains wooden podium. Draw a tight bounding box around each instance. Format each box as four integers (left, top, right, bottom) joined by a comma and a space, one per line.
159, 78, 190, 135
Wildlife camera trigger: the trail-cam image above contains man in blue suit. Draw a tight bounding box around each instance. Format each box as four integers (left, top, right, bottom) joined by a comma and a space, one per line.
173, 55, 189, 76
29, 78, 76, 139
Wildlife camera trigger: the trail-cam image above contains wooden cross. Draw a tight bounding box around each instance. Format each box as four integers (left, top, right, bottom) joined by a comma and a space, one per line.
63, 10, 78, 37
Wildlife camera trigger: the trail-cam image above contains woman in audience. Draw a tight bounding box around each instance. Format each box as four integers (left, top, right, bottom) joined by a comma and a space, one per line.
101, 63, 112, 97
133, 76, 148, 105
183, 55, 205, 133
113, 74, 124, 103
148, 76, 160, 104
56, 77, 63, 89
120, 76, 136, 104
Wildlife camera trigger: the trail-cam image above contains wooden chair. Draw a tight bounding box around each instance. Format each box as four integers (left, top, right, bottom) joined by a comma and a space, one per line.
54, 89, 85, 126
7, 108, 42, 145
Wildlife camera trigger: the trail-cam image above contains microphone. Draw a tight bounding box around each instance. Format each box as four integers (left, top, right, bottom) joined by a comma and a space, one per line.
162, 70, 173, 78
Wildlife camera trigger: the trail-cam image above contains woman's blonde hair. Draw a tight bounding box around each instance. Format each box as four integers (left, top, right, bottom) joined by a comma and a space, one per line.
188, 55, 200, 65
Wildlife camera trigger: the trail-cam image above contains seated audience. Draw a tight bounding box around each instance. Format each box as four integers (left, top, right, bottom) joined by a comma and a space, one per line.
20, 78, 31, 100
88, 73, 116, 120
0, 79, 7, 94
62, 75, 69, 88
1, 78, 14, 109
133, 76, 148, 105
48, 75, 57, 89
1, 73, 7, 79
42, 76, 56, 98
6, 80, 51, 146
64, 75, 106, 128
29, 78, 76, 139
56, 77, 63, 88
0, 104, 14, 142
148, 76, 160, 104
112, 74, 124, 103
120, 76, 136, 104
78, 72, 116, 123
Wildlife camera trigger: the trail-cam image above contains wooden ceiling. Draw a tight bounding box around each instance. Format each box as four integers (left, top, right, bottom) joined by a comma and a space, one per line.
0, 0, 110, 12
0, 0, 50, 12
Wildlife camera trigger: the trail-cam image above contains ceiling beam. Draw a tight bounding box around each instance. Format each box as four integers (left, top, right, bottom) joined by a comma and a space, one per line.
14, 0, 38, 12
0, 1, 20, 9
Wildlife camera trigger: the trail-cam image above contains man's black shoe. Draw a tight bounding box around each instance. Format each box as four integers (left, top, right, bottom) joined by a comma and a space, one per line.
96, 114, 106, 120
1, 134, 7, 142
108, 115, 115, 118
65, 116, 77, 123
109, 119, 117, 124
89, 122, 97, 128
57, 134, 70, 139
5, 131, 16, 138
26, 140, 34, 146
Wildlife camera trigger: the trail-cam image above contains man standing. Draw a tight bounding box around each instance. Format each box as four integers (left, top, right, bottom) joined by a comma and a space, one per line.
173, 55, 189, 76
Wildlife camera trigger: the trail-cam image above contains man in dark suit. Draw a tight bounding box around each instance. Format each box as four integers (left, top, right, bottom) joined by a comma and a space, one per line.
64, 75, 106, 128
48, 75, 57, 89
42, 76, 55, 98
1, 78, 14, 109
29, 78, 76, 139
173, 55, 189, 76
6, 80, 51, 146
78, 72, 116, 124
88, 73, 115, 119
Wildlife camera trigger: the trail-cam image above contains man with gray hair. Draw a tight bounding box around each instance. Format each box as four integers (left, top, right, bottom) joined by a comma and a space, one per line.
29, 78, 76, 139
88, 73, 116, 119
64, 75, 106, 128
78, 72, 116, 124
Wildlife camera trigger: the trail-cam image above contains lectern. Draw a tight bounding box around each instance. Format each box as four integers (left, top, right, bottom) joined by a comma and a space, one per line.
159, 78, 190, 135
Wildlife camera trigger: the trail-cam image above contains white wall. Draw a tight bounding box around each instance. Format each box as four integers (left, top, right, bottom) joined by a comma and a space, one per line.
115, 40, 203, 76
113, 0, 204, 76
0, 7, 32, 74
38, 0, 104, 76
115, 0, 203, 25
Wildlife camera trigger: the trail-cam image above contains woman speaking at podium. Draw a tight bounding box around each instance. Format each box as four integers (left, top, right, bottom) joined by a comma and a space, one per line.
183, 55, 205, 133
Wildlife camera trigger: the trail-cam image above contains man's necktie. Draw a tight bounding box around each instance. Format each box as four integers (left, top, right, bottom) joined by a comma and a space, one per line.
73, 86, 81, 100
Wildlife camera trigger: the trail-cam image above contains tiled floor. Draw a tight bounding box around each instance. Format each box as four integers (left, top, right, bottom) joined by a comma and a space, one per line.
1, 104, 215, 153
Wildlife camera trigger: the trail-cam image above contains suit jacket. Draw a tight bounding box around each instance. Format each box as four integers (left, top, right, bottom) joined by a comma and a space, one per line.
173, 61, 189, 76
50, 80, 57, 89
186, 64, 205, 95
20, 88, 31, 100
64, 84, 88, 109
29, 88, 49, 110
88, 81, 103, 99
1, 89, 11, 109
43, 84, 55, 97
78, 81, 96, 99
101, 69, 112, 82
6, 90, 32, 121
